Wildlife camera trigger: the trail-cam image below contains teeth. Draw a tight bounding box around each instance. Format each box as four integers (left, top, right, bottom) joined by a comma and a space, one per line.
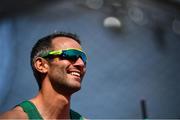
70, 72, 80, 77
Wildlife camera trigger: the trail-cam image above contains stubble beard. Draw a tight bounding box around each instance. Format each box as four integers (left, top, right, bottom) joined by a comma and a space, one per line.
50, 74, 82, 96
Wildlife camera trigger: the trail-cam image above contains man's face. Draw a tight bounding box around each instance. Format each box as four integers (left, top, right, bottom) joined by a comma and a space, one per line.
47, 37, 86, 95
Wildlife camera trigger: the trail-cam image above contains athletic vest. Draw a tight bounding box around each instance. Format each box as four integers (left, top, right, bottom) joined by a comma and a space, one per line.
19, 101, 84, 120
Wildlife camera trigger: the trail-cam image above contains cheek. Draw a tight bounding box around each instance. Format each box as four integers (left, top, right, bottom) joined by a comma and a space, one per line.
51, 66, 65, 77
48, 61, 70, 78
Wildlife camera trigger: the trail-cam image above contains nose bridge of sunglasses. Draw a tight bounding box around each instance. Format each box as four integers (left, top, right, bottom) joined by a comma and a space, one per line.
74, 51, 86, 63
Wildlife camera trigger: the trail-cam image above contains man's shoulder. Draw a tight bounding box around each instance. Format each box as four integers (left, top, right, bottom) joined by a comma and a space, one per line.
0, 106, 28, 119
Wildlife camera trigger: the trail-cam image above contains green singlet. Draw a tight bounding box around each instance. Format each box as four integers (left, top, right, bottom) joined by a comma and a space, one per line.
19, 101, 84, 120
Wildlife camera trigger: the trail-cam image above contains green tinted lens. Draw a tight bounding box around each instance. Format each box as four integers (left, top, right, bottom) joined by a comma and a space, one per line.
62, 49, 87, 63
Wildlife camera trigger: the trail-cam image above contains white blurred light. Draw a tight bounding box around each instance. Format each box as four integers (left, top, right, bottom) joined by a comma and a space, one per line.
172, 19, 180, 34
85, 0, 104, 9
103, 16, 122, 28
128, 7, 147, 25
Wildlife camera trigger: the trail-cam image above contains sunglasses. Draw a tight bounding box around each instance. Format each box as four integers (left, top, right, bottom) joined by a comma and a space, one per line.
40, 48, 87, 64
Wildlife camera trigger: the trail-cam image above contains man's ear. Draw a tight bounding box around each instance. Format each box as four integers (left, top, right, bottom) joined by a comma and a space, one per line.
34, 57, 48, 73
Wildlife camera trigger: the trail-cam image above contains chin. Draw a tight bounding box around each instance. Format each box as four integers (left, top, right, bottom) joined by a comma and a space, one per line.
66, 81, 82, 93
66, 86, 81, 95
70, 85, 81, 92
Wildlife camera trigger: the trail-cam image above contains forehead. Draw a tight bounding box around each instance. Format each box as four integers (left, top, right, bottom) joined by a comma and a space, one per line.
51, 37, 82, 50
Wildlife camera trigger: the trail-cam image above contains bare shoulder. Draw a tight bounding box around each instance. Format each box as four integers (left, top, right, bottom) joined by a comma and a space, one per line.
0, 106, 28, 119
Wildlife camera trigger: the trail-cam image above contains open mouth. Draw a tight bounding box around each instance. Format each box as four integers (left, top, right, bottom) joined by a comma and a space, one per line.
70, 72, 81, 77
68, 71, 82, 83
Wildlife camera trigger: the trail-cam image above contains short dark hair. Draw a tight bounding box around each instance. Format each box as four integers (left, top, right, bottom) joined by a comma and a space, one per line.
30, 32, 81, 89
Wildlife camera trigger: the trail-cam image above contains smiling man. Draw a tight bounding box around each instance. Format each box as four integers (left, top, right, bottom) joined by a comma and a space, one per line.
0, 32, 87, 119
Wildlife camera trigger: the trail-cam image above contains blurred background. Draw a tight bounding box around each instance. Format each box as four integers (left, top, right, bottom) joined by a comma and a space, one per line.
0, 0, 180, 119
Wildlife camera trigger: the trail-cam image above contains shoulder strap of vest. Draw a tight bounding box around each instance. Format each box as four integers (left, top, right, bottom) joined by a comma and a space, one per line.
19, 101, 84, 120
19, 100, 43, 119
70, 109, 84, 120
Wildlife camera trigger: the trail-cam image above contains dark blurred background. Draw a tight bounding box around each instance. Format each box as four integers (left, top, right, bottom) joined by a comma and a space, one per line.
0, 0, 180, 119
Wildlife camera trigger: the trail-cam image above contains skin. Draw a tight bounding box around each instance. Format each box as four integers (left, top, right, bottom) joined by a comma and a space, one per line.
0, 37, 86, 119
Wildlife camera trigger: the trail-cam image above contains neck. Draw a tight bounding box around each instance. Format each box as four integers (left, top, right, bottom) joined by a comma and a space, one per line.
30, 78, 71, 119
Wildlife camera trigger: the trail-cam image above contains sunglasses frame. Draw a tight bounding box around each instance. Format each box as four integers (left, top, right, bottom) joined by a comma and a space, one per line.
40, 48, 87, 63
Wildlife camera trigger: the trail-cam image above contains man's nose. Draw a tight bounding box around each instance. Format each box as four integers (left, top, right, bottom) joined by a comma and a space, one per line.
73, 57, 86, 68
